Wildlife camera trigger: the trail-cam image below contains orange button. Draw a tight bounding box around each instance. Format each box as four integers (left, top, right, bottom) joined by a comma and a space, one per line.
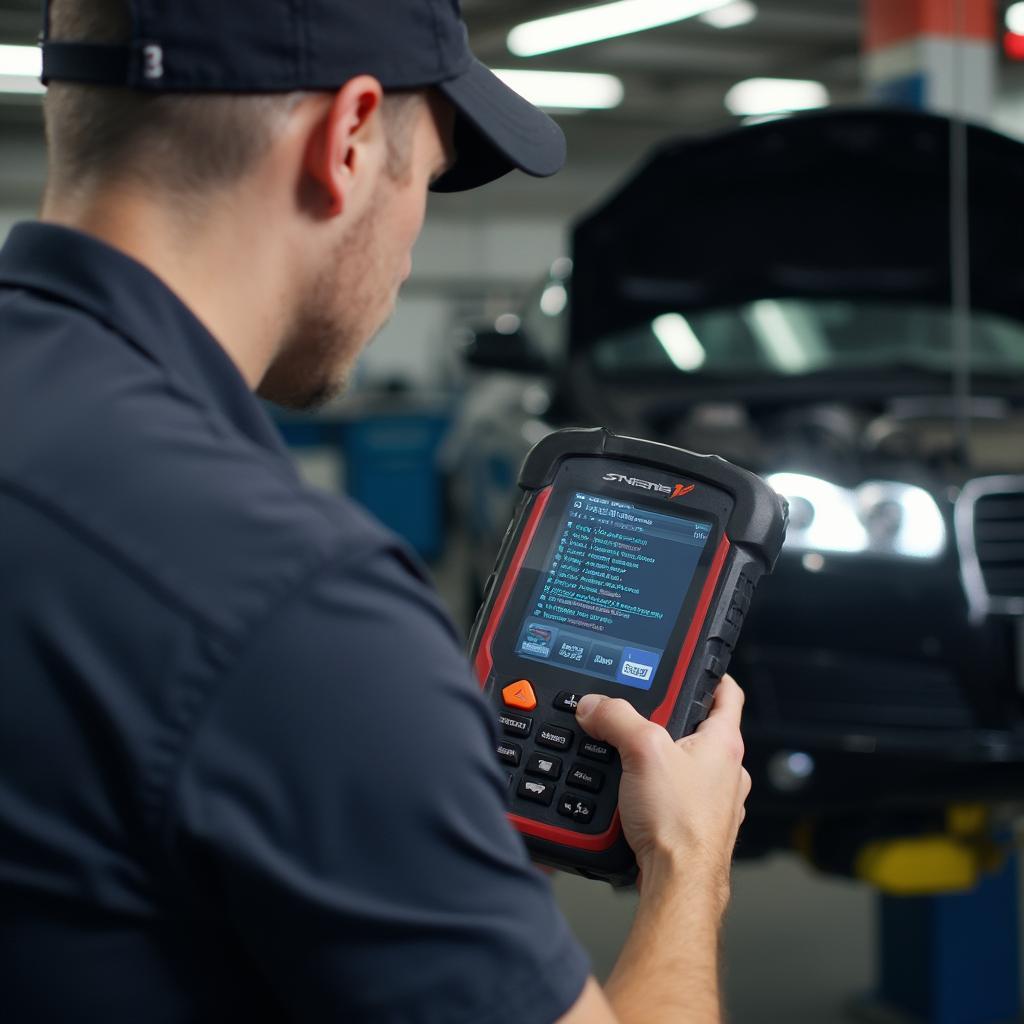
502, 680, 537, 711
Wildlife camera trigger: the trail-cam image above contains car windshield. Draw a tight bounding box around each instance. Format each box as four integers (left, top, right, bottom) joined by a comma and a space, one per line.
590, 299, 1024, 378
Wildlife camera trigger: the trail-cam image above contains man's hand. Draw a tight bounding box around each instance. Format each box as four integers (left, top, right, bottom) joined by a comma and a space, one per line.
574, 675, 750, 901
557, 677, 750, 1024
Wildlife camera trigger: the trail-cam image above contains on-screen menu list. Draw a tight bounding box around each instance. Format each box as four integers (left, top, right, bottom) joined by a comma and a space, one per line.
515, 491, 711, 690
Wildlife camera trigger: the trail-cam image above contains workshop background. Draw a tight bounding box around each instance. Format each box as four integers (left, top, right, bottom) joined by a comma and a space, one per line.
4, 1, 1024, 1021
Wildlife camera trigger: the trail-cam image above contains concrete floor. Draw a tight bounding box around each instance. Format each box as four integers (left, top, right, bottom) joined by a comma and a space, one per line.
552, 854, 875, 1022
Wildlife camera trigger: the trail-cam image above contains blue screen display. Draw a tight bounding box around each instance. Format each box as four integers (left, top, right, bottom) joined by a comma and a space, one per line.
515, 491, 711, 690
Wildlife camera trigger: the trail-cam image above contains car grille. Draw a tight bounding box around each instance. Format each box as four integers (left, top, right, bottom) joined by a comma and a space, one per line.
956, 476, 1024, 620
974, 493, 1024, 595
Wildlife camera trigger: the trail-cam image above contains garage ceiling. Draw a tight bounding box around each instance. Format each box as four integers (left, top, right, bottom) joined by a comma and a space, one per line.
0, 1, 1021, 219
454, 0, 863, 214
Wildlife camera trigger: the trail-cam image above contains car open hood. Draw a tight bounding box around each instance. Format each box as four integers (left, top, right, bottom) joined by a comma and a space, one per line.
570, 108, 1024, 355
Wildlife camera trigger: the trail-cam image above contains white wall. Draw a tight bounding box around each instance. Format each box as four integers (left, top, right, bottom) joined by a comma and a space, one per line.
411, 215, 565, 288
349, 214, 568, 391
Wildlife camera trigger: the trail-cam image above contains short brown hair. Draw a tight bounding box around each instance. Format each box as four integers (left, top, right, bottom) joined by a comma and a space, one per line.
44, 0, 422, 201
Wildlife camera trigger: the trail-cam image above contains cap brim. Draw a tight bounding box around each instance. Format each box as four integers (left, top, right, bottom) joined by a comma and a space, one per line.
431, 59, 566, 193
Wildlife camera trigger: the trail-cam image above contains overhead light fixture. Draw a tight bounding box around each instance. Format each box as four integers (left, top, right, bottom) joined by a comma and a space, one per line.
507, 0, 732, 57
1006, 2, 1024, 34
540, 283, 568, 317
0, 44, 44, 95
494, 313, 522, 335
651, 313, 707, 372
699, 0, 757, 29
725, 77, 829, 116
743, 299, 816, 373
494, 69, 624, 110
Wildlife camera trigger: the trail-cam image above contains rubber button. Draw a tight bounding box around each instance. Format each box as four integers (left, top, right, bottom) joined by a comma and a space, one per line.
554, 691, 584, 713
517, 777, 556, 806
579, 740, 613, 764
496, 741, 522, 767
537, 724, 573, 751
499, 712, 533, 739
503, 679, 537, 711
558, 793, 597, 823
526, 752, 562, 779
567, 764, 605, 793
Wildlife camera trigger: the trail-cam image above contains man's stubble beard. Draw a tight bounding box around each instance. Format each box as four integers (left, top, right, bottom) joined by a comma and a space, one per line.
257, 192, 392, 411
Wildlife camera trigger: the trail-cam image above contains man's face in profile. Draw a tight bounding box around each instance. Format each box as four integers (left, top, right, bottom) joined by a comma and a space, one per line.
259, 94, 455, 410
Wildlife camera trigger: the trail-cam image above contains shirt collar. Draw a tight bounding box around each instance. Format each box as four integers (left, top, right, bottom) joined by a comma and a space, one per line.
0, 221, 290, 457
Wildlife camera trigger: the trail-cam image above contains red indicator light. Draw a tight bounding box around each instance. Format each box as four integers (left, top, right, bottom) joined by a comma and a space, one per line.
1005, 31, 1024, 60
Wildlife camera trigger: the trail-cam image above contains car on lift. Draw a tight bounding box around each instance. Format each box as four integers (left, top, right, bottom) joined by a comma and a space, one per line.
445, 108, 1024, 867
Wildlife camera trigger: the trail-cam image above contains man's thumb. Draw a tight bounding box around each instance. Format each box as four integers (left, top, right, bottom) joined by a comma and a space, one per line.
575, 694, 647, 747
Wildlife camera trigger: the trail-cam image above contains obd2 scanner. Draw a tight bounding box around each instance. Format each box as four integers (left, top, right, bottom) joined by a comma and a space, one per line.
468, 428, 787, 885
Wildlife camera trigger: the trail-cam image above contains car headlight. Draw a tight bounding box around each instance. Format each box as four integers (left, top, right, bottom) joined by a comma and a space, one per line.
766, 472, 946, 560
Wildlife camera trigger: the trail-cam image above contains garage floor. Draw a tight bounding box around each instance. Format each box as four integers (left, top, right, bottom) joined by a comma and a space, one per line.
432, 538, 877, 1022
554, 855, 874, 1022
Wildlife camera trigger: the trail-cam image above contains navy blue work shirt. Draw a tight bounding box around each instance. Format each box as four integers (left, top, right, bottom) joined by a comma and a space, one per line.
0, 222, 589, 1023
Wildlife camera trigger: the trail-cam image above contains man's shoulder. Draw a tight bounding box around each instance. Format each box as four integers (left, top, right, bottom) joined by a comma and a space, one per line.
0, 290, 401, 640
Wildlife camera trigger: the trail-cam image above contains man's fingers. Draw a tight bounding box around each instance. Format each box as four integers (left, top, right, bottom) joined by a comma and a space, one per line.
738, 769, 752, 825
576, 677, 746, 768
575, 694, 643, 742
697, 674, 744, 734
683, 675, 745, 762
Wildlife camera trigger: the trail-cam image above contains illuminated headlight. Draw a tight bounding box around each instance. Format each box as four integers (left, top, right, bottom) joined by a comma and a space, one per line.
766, 473, 947, 560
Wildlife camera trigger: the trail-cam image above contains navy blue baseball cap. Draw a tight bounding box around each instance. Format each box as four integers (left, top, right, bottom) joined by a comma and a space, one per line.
39, 0, 566, 193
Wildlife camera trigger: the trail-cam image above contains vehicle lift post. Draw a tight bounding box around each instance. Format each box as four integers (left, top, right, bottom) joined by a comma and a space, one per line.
871, 850, 1020, 1023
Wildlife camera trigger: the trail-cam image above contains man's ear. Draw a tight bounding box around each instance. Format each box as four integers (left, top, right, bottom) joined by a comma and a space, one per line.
304, 75, 385, 218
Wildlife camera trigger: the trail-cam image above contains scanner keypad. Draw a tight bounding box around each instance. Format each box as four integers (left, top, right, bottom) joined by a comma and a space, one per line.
497, 679, 619, 833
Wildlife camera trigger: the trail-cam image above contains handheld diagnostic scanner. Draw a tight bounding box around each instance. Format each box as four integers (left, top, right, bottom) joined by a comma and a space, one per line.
468, 428, 788, 885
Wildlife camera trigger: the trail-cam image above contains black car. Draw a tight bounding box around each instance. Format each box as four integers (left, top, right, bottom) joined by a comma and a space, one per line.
451, 108, 1024, 872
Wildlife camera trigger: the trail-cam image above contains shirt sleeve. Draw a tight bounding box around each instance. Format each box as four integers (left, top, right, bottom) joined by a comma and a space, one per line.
167, 539, 591, 1024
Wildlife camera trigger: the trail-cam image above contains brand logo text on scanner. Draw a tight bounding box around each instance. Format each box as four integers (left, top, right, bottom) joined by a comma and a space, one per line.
602, 473, 695, 500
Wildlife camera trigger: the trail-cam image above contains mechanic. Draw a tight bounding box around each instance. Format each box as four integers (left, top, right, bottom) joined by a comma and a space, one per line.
0, 2, 751, 1022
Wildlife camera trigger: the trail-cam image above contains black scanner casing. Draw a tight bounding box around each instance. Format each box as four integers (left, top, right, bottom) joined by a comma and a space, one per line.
468, 428, 787, 885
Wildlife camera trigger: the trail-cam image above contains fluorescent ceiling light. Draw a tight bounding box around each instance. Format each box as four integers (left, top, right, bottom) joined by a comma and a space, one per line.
508, 0, 731, 57
494, 69, 624, 110
699, 1, 757, 29
725, 77, 829, 116
1007, 2, 1024, 35
651, 313, 706, 372
0, 44, 41, 76
743, 299, 816, 373
494, 313, 522, 335
540, 283, 568, 317
0, 44, 44, 95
